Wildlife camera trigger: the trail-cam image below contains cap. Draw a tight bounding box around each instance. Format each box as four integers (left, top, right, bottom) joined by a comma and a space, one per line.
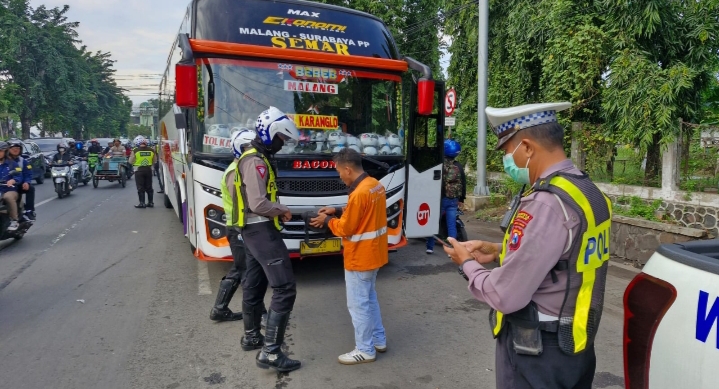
486, 102, 571, 149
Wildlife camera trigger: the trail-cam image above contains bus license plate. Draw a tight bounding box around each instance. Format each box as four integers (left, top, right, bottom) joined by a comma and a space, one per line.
300, 238, 341, 256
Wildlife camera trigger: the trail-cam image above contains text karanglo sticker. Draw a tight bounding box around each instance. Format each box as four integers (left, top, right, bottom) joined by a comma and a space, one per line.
203, 135, 232, 148
284, 80, 338, 94
293, 114, 339, 130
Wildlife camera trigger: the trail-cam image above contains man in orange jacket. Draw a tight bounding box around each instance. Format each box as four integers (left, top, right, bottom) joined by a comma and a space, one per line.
311, 148, 388, 365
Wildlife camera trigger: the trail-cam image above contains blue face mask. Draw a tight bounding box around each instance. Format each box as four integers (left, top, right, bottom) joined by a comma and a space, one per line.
503, 142, 531, 184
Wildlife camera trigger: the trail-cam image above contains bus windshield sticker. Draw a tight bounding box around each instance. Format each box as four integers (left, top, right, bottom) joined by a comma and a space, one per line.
262, 16, 348, 33
292, 114, 339, 130
203, 135, 232, 148
284, 81, 338, 94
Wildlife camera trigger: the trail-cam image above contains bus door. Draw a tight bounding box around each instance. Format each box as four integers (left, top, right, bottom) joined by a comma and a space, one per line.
404, 80, 445, 238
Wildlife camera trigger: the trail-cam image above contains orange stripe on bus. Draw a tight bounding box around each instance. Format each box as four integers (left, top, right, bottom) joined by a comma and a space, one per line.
189, 39, 409, 72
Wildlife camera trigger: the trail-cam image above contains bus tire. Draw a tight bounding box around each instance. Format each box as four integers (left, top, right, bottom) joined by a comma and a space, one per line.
175, 185, 183, 224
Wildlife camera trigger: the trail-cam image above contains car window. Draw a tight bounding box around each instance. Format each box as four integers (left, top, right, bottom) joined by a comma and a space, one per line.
31, 143, 40, 154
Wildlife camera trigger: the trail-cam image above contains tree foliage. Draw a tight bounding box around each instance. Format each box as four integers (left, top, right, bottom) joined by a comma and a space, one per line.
445, 0, 719, 184
0, 0, 130, 139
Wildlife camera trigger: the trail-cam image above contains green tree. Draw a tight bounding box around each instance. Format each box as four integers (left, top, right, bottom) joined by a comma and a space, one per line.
601, 0, 719, 181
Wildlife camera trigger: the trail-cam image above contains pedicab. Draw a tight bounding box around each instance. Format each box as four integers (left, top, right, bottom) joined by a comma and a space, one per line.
93, 154, 128, 188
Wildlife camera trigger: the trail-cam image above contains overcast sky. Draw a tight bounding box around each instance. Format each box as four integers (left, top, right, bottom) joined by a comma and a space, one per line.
29, 0, 187, 106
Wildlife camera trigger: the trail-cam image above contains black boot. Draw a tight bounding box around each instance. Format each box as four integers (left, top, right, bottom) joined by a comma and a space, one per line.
241, 303, 265, 351
147, 191, 154, 208
261, 306, 268, 329
209, 278, 242, 321
135, 192, 146, 208
256, 309, 301, 372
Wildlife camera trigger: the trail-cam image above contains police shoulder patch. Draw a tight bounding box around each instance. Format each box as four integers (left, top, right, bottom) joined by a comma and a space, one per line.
508, 211, 533, 251
256, 165, 267, 179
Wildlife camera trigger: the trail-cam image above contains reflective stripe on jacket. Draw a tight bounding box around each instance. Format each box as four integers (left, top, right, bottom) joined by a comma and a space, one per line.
328, 174, 388, 271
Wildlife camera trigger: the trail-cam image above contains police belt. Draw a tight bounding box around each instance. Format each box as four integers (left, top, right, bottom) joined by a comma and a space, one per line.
246, 216, 270, 224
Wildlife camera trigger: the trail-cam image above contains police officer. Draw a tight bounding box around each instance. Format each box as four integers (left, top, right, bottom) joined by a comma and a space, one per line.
210, 129, 257, 321
128, 135, 157, 208
444, 102, 611, 389
7, 140, 36, 221
236, 107, 301, 372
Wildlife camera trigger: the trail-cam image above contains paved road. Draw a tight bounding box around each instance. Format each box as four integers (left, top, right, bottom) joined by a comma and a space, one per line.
0, 179, 627, 389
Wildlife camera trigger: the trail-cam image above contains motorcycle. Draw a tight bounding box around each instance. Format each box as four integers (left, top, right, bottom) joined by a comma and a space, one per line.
76, 157, 92, 185
438, 209, 468, 242
52, 162, 77, 198
0, 180, 33, 241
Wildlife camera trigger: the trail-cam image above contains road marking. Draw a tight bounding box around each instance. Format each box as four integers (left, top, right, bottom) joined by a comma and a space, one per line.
36, 197, 56, 207
197, 260, 212, 295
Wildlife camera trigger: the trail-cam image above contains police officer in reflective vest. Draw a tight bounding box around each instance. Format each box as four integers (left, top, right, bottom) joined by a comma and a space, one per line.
128, 135, 157, 208
236, 107, 301, 372
444, 102, 611, 389
210, 129, 259, 322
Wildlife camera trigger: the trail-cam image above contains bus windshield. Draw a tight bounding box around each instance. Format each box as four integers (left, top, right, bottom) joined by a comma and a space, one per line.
196, 58, 404, 156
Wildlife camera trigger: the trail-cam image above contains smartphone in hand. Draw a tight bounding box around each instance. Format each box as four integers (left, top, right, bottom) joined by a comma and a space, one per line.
433, 235, 453, 249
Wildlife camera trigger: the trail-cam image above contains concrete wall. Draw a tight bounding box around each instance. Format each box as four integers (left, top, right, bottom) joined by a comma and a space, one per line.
611, 215, 705, 267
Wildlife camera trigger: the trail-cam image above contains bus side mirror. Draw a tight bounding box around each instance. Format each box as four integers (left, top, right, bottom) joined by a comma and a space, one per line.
175, 63, 198, 108
417, 78, 435, 116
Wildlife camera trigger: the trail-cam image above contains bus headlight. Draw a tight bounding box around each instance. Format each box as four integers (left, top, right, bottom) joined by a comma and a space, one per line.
211, 228, 222, 238
208, 209, 218, 218
392, 202, 400, 213
389, 217, 399, 229
221, 214, 227, 222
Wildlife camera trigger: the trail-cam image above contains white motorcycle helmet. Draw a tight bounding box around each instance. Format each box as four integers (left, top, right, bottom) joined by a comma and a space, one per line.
360, 133, 379, 147
388, 133, 401, 148
311, 131, 326, 152
255, 106, 300, 146
363, 146, 378, 155
327, 131, 343, 147
208, 124, 222, 136
231, 128, 257, 158
133, 135, 147, 147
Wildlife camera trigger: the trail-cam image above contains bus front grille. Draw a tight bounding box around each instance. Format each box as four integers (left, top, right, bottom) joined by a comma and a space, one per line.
276, 178, 347, 196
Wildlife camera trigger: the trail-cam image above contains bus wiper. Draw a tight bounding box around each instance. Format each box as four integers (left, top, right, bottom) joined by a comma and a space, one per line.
361, 155, 389, 169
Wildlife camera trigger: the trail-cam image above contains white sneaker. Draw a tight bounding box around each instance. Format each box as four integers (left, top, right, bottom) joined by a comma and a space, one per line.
338, 348, 376, 365
426, 249, 433, 254
7, 220, 19, 231
374, 344, 387, 353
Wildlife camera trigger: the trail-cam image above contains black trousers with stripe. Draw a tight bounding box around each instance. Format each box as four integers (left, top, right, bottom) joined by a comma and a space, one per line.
240, 222, 296, 313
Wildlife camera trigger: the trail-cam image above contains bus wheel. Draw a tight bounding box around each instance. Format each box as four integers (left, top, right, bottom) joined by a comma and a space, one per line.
164, 193, 172, 209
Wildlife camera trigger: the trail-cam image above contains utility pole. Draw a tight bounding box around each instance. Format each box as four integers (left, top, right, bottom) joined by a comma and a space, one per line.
474, 0, 490, 195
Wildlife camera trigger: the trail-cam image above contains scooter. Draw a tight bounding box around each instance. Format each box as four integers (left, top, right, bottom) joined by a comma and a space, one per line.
438, 209, 468, 242
77, 157, 92, 185
0, 180, 33, 241
51, 162, 77, 198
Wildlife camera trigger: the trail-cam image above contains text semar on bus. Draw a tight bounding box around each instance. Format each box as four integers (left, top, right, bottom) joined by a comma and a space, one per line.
158, 0, 446, 261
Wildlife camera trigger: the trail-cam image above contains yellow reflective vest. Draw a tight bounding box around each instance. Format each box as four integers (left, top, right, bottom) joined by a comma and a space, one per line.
232, 149, 281, 230
490, 172, 612, 355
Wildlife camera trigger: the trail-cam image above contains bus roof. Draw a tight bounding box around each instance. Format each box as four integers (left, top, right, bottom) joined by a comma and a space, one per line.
192, 0, 401, 60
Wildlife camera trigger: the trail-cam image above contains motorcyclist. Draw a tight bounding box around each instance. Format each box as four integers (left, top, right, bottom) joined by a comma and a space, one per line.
103, 141, 113, 155
73, 141, 90, 180
88, 139, 104, 154
52, 142, 74, 164
7, 140, 36, 221
0, 141, 20, 231
52, 142, 76, 188
87, 139, 103, 173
